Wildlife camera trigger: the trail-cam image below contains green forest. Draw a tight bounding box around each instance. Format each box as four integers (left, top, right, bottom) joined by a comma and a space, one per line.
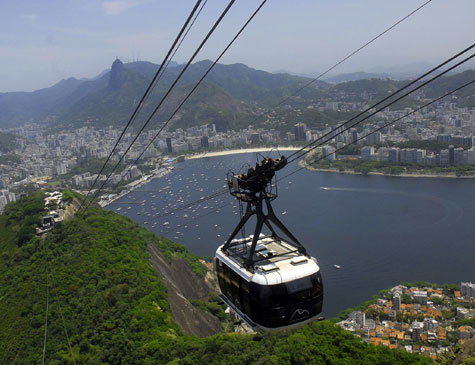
0, 131, 19, 153
0, 193, 432, 364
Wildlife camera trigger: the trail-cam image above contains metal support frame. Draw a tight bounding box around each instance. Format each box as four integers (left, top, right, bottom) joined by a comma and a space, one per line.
222, 156, 307, 269
222, 192, 307, 268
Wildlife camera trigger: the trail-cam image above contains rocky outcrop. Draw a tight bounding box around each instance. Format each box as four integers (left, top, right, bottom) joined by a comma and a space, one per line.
451, 338, 475, 364
109, 58, 124, 90
147, 243, 222, 337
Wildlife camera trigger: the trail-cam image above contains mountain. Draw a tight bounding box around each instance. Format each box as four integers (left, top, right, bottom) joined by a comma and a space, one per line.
0, 192, 432, 363
0, 77, 85, 128
0, 59, 320, 131
1, 59, 473, 131
421, 69, 475, 101
324, 72, 394, 84
366, 62, 435, 80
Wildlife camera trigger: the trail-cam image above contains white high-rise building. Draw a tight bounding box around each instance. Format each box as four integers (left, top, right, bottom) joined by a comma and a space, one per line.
388, 148, 400, 162
361, 146, 375, 161
349, 311, 365, 328
423, 318, 438, 331
322, 145, 336, 162
461, 282, 475, 298
393, 294, 401, 311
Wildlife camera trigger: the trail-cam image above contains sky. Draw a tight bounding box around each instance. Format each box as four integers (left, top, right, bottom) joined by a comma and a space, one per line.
1, 0, 474, 92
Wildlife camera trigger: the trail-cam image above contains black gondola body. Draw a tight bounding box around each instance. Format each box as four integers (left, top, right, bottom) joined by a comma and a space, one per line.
215, 235, 323, 331
215, 156, 324, 331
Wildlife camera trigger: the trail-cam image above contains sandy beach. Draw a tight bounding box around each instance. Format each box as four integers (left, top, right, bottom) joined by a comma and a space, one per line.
186, 147, 301, 159
102, 148, 301, 207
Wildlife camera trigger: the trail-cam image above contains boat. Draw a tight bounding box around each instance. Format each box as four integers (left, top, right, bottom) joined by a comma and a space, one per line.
333, 264, 341, 269
282, 211, 287, 215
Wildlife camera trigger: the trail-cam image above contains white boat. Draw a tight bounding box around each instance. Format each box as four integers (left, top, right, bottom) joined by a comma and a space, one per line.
282, 211, 287, 215
333, 264, 341, 269
163, 222, 169, 226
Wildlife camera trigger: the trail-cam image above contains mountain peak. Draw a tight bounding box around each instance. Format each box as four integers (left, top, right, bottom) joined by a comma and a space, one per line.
109, 58, 124, 90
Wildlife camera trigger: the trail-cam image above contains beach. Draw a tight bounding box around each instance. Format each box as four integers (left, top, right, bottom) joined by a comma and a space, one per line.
186, 147, 301, 160
101, 147, 301, 206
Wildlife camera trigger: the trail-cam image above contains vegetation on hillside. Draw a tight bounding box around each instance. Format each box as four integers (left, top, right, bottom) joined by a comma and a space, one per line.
310, 158, 475, 176
395, 140, 468, 152
65, 157, 128, 178
0, 195, 432, 363
159, 321, 431, 364
0, 153, 21, 165
2, 192, 45, 246
0, 131, 19, 153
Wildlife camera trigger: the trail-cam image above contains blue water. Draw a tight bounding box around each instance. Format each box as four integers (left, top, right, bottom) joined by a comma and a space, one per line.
107, 152, 475, 318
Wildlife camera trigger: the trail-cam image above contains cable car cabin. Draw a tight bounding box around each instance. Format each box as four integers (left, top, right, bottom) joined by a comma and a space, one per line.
215, 235, 323, 332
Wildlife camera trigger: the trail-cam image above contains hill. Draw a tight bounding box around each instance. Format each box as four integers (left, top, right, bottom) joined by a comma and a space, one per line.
0, 77, 85, 128
324, 72, 394, 84
0, 193, 433, 363
421, 69, 475, 106
1, 59, 472, 132
0, 59, 314, 131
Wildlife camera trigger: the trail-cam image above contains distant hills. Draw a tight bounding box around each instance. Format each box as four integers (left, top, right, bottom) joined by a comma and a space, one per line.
0, 59, 317, 131
324, 72, 394, 84
0, 59, 473, 131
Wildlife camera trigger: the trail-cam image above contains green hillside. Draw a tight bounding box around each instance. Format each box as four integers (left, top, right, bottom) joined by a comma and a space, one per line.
0, 194, 431, 364
0, 131, 19, 153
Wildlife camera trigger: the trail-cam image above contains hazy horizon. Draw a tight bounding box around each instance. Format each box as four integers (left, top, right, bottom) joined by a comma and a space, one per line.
2, 0, 474, 92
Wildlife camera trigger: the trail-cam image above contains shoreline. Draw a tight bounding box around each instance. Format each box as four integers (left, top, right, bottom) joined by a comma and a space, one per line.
299, 160, 475, 179
104, 147, 475, 208
103, 148, 300, 207
100, 167, 174, 207
186, 147, 301, 159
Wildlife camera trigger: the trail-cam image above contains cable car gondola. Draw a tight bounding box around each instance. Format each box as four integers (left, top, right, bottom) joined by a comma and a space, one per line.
215, 156, 323, 331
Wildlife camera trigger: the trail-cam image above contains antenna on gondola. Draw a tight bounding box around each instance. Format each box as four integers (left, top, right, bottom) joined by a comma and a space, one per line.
222, 156, 307, 269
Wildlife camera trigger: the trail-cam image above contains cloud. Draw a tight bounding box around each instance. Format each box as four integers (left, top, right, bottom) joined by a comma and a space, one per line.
103, 0, 145, 16
20, 14, 37, 25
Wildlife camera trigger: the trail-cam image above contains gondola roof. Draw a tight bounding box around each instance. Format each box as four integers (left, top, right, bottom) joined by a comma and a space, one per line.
216, 234, 320, 285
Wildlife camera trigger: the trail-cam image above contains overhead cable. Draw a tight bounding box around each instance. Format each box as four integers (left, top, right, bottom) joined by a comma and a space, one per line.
140, 47, 475, 220
279, 78, 475, 181
79, 0, 205, 210
287, 44, 475, 163
82, 0, 427, 209
82, 0, 271, 211
274, 0, 433, 108
81, 0, 237, 212
186, 0, 433, 161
